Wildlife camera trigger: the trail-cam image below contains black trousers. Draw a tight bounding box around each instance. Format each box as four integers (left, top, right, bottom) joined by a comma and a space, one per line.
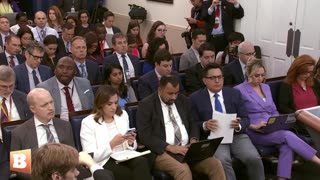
103, 156, 152, 180
209, 34, 228, 53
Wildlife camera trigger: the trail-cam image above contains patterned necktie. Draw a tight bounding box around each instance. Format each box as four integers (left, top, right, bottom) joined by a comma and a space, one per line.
9, 56, 15, 68
168, 105, 182, 145
214, 93, 223, 112
121, 54, 129, 82
79, 64, 87, 78
41, 124, 56, 143
32, 70, 40, 86
63, 87, 75, 112
0, 97, 8, 123
40, 29, 45, 39
214, 5, 220, 29
66, 41, 70, 53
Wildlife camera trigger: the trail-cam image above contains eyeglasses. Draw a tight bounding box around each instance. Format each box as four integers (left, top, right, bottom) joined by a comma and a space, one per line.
205, 75, 223, 81
30, 53, 44, 60
240, 52, 256, 56
156, 29, 167, 32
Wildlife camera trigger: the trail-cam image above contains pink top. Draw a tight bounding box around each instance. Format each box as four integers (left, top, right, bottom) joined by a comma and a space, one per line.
292, 83, 318, 110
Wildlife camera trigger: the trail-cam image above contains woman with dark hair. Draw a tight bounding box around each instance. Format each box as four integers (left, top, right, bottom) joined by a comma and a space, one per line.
76, 9, 95, 36
126, 20, 143, 48
47, 5, 64, 34
127, 33, 139, 58
0, 0, 20, 15
141, 21, 172, 58
80, 85, 151, 180
278, 55, 320, 136
41, 35, 59, 71
84, 31, 103, 65
143, 37, 169, 74
104, 64, 137, 109
16, 26, 34, 54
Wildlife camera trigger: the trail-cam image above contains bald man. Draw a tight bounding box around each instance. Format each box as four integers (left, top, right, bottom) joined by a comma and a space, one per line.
31, 11, 59, 42
223, 41, 256, 86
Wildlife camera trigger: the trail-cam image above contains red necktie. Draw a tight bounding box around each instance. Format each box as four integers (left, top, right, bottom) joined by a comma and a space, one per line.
9, 56, 15, 68
214, 5, 220, 29
63, 87, 75, 112
100, 41, 105, 57
1, 97, 9, 123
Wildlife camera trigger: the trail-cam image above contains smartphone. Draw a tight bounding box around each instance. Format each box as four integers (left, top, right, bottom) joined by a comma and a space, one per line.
125, 128, 136, 135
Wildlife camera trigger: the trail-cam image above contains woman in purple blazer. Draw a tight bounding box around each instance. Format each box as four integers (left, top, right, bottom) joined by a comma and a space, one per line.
234, 60, 320, 180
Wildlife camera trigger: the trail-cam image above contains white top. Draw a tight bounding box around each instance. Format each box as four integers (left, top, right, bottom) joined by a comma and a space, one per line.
56, 79, 82, 121
34, 117, 60, 147
159, 96, 189, 146
105, 27, 114, 34
32, 26, 59, 42
10, 24, 33, 34
26, 63, 42, 90
0, 95, 20, 139
80, 112, 137, 166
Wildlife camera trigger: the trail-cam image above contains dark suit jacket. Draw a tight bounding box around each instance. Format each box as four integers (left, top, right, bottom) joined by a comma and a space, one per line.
103, 53, 140, 77
112, 26, 121, 34
12, 90, 33, 120
223, 59, 245, 86
11, 117, 75, 151
41, 54, 60, 72
0, 52, 26, 66
185, 63, 204, 93
56, 37, 69, 57
190, 1, 210, 30
206, 0, 244, 37
14, 63, 53, 94
93, 169, 114, 180
136, 92, 199, 164
138, 70, 185, 100
75, 60, 101, 85
190, 87, 249, 139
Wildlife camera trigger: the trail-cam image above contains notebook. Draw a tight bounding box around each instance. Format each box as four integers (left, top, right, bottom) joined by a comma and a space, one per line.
167, 137, 223, 163
259, 114, 296, 133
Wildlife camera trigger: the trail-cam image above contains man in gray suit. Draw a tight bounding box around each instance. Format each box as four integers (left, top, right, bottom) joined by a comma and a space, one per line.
179, 29, 207, 72
37, 56, 94, 120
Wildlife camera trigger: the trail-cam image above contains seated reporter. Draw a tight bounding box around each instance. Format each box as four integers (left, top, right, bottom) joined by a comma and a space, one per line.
80, 85, 152, 180
234, 60, 320, 180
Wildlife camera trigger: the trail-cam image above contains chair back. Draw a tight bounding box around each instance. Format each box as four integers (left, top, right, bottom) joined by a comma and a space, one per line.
172, 53, 182, 72
254, 46, 262, 59
1, 120, 27, 153
125, 102, 139, 128
69, 110, 92, 151
91, 84, 102, 96
266, 80, 283, 107
130, 77, 140, 100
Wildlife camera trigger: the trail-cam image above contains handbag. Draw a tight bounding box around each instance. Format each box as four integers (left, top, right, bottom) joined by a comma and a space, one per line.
128, 4, 147, 21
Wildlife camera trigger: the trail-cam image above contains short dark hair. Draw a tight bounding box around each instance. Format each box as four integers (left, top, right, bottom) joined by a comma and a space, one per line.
78, 9, 90, 19
103, 11, 114, 20
127, 33, 137, 45
43, 35, 58, 46
61, 22, 74, 31
15, 12, 27, 21
112, 33, 126, 45
5, 34, 19, 44
146, 37, 169, 63
202, 63, 223, 78
26, 40, 46, 54
16, 26, 34, 40
199, 42, 215, 57
154, 49, 172, 65
227, 32, 245, 43
191, 28, 206, 40
159, 75, 179, 88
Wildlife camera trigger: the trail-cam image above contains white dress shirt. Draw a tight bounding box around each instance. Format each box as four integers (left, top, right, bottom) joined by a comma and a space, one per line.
5, 51, 19, 66
116, 52, 135, 82
34, 117, 60, 147
0, 95, 20, 139
105, 27, 114, 34
32, 26, 59, 42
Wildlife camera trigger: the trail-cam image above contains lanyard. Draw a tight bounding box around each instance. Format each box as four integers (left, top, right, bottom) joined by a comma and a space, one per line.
0, 96, 12, 121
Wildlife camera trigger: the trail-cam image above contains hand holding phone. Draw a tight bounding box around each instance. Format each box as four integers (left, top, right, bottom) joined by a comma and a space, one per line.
125, 128, 136, 135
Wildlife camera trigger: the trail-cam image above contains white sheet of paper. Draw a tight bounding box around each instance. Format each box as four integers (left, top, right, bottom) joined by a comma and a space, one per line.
208, 111, 236, 144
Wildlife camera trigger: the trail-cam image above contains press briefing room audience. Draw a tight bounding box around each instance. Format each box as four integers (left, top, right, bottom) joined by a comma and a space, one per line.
103, 64, 137, 109
31, 11, 59, 42
127, 33, 140, 58
234, 59, 320, 180
14, 40, 53, 94
126, 19, 143, 48
47, 5, 64, 34
84, 31, 103, 65
80, 85, 152, 180
103, 11, 121, 35
37, 56, 94, 121
185, 0, 209, 31
16, 26, 34, 55
0, 16, 12, 50
179, 28, 207, 72
0, 34, 26, 67
41, 35, 60, 71
77, 9, 95, 36
190, 63, 265, 180
57, 22, 75, 57
10, 12, 33, 34
95, 23, 111, 57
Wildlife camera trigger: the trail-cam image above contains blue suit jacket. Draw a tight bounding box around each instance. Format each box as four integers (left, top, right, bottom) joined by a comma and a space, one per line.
102, 53, 140, 77
223, 59, 245, 86
190, 87, 249, 139
75, 60, 101, 85
0, 52, 26, 66
14, 63, 53, 94
234, 82, 279, 125
138, 70, 185, 100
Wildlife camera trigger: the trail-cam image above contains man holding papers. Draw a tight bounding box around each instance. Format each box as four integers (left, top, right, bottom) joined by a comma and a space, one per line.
190, 63, 264, 180
137, 75, 226, 180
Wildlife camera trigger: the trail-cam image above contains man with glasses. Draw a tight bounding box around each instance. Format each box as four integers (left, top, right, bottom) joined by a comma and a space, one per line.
0, 34, 26, 67
0, 65, 32, 180
14, 41, 53, 94
223, 41, 255, 86
185, 42, 215, 93
190, 63, 265, 180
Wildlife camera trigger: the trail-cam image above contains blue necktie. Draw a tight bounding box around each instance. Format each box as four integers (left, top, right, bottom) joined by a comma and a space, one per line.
214, 93, 223, 112
80, 64, 87, 78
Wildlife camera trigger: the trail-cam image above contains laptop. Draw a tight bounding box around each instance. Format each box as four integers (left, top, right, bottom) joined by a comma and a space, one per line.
167, 137, 223, 163
259, 114, 296, 133
4, 12, 18, 26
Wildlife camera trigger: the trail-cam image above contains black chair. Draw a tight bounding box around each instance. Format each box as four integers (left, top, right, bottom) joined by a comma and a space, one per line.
266, 80, 283, 109
172, 53, 182, 72
130, 77, 140, 101
91, 84, 102, 96
1, 120, 27, 154
138, 60, 145, 76
254, 46, 262, 59
178, 73, 186, 94
69, 109, 92, 151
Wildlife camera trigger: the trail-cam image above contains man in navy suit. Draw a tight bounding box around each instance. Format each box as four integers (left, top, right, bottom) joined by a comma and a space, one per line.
190, 63, 264, 180
138, 49, 184, 100
103, 33, 140, 80
0, 16, 13, 52
57, 22, 75, 57
71, 36, 100, 85
14, 41, 53, 94
0, 34, 26, 67
223, 41, 255, 86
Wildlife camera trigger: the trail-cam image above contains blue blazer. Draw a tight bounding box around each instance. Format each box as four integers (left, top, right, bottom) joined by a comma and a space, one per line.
223, 59, 245, 86
14, 63, 53, 94
102, 53, 140, 77
234, 82, 279, 125
190, 87, 249, 139
0, 52, 26, 66
75, 60, 101, 85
